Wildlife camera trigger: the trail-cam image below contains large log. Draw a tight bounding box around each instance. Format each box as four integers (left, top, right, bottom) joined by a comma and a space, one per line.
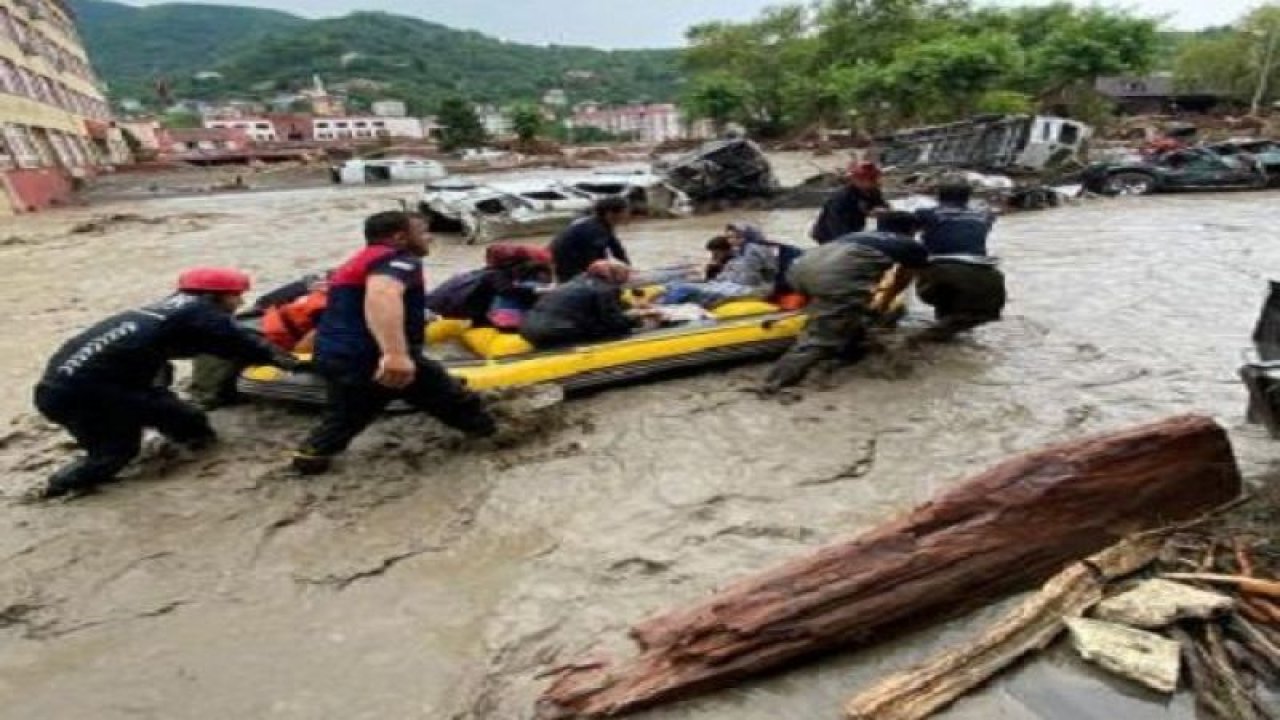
538, 415, 1242, 719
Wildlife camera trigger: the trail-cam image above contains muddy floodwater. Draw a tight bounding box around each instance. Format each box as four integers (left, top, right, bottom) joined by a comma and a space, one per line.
0, 156, 1276, 720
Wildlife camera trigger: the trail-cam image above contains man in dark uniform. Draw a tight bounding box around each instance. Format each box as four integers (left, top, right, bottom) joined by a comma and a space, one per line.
34, 267, 298, 498
765, 212, 929, 392
293, 211, 496, 475
913, 177, 1007, 341
810, 161, 890, 245
549, 196, 631, 281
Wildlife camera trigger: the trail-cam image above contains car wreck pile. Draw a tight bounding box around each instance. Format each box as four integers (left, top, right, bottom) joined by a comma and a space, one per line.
533, 415, 1276, 720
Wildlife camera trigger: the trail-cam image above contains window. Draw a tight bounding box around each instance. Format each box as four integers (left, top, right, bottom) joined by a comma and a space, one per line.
255, 123, 270, 130
335, 122, 349, 128
1059, 124, 1081, 146
316, 122, 330, 129
354, 121, 368, 127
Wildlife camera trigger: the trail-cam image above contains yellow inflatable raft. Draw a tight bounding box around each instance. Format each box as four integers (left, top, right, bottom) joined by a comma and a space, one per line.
237, 299, 806, 405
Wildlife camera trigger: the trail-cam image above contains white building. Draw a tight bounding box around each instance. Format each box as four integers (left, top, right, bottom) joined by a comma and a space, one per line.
475, 105, 513, 139
312, 116, 426, 141
570, 103, 702, 143
371, 100, 408, 117
204, 118, 278, 143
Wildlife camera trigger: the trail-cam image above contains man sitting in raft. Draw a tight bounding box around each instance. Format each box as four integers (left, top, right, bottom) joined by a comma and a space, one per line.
520, 260, 660, 349
426, 243, 554, 331
657, 223, 783, 309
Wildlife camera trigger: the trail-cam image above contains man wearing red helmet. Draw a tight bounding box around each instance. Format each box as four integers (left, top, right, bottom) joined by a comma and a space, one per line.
292, 211, 496, 475
33, 267, 299, 498
810, 161, 890, 245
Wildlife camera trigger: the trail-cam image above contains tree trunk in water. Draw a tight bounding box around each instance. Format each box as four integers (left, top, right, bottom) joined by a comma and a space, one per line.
538, 415, 1242, 719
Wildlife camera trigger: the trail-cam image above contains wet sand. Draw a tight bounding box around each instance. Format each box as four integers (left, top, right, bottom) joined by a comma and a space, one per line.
0, 158, 1276, 719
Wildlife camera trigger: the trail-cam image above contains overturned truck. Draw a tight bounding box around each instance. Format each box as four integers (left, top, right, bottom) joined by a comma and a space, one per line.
876, 114, 1092, 173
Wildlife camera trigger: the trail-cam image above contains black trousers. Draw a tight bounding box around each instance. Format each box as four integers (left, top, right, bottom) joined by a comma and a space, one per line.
299, 355, 496, 457
34, 381, 214, 491
916, 263, 1007, 339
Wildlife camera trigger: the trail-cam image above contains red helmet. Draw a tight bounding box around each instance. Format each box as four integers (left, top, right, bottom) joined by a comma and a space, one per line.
847, 161, 882, 183
177, 267, 252, 294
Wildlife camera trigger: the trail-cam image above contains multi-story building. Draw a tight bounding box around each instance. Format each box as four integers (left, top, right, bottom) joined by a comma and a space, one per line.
0, 0, 124, 214
311, 115, 426, 141
571, 103, 708, 144
204, 117, 279, 143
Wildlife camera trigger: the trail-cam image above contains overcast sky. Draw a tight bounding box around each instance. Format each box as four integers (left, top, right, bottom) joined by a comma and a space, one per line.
122, 0, 1257, 47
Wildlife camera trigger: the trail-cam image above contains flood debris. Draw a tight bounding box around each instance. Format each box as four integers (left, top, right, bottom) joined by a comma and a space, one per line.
845, 534, 1166, 720
1066, 617, 1182, 693
535, 415, 1241, 719
658, 137, 780, 210
1094, 579, 1236, 629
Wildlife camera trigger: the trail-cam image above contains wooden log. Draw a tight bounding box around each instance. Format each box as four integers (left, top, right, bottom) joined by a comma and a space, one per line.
843, 535, 1162, 720
538, 415, 1241, 719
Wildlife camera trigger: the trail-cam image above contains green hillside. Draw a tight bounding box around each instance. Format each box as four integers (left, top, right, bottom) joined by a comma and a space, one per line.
70, 1, 683, 112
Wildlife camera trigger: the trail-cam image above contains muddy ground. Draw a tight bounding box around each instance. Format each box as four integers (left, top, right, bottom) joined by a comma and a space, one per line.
0, 155, 1276, 719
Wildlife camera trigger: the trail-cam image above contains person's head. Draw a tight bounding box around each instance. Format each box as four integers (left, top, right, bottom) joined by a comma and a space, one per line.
365, 210, 430, 257
936, 175, 973, 207
847, 161, 882, 191
593, 196, 631, 227
586, 259, 632, 285
724, 222, 764, 249
877, 211, 921, 238
177, 266, 252, 313
706, 235, 733, 262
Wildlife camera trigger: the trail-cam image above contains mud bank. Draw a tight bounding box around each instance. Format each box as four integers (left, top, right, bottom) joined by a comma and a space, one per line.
0, 169, 1277, 719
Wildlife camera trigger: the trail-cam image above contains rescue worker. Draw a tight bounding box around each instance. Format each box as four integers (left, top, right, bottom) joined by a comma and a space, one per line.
33, 268, 299, 498
549, 196, 631, 282
913, 177, 1007, 341
764, 212, 929, 392
810, 161, 890, 245
189, 274, 331, 409
292, 211, 496, 475
520, 260, 657, 348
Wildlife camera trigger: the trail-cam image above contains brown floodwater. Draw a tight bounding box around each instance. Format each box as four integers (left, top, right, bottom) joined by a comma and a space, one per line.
0, 155, 1275, 719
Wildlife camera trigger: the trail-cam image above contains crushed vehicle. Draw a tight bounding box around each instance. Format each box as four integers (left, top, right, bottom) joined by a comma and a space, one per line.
658, 138, 780, 209
1205, 138, 1280, 186
1082, 147, 1268, 196
331, 156, 447, 185
419, 179, 591, 244
877, 114, 1093, 173
567, 167, 693, 217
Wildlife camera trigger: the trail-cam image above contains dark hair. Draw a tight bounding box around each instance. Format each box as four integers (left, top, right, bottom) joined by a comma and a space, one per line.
877, 211, 921, 236
705, 235, 732, 252
937, 180, 973, 206
593, 196, 630, 218
364, 211, 416, 244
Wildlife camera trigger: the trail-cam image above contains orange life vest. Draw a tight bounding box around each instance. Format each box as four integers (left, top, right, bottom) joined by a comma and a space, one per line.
262, 290, 328, 350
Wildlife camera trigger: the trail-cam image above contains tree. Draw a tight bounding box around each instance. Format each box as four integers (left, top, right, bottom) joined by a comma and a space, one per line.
511, 104, 543, 143
1175, 7, 1280, 112
161, 111, 202, 129
437, 97, 487, 151
681, 73, 752, 132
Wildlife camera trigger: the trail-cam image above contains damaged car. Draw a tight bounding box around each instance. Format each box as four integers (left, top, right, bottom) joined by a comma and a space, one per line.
1082, 147, 1268, 196
419, 179, 591, 244
658, 138, 779, 208
567, 168, 693, 217
1206, 139, 1280, 186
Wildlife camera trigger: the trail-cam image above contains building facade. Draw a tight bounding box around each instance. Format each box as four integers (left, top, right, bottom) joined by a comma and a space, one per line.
312, 115, 425, 141
204, 117, 279, 143
570, 103, 704, 143
0, 0, 122, 214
